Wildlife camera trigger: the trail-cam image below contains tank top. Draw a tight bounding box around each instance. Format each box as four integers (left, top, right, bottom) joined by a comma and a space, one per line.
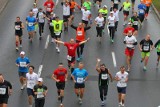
15, 21, 22, 34
98, 68, 109, 86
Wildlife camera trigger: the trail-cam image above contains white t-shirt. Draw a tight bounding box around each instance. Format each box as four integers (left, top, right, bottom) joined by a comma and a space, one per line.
124, 36, 137, 49
32, 8, 38, 18
95, 17, 104, 27
63, 4, 70, 16
113, 10, 119, 21
37, 12, 45, 23
26, 72, 38, 89
108, 15, 115, 26
115, 71, 128, 87
81, 8, 91, 21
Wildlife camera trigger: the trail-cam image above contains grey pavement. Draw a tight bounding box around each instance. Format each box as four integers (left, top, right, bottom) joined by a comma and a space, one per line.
0, 0, 160, 107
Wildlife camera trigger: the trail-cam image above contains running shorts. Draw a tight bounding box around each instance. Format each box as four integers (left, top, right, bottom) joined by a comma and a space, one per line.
68, 56, 75, 66
63, 15, 70, 22
157, 52, 160, 56
132, 25, 138, 30
74, 83, 85, 89
18, 72, 27, 78
123, 10, 129, 16
27, 26, 35, 32
56, 82, 65, 90
27, 88, 34, 96
131, 0, 135, 3
82, 20, 88, 25
125, 48, 134, 56
141, 52, 150, 58
0, 98, 8, 104
117, 87, 126, 94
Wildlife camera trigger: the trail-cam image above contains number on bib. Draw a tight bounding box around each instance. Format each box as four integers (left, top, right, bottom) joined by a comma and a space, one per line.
0, 88, 6, 95
67, 55, 72, 61
77, 77, 84, 83
37, 92, 44, 98
101, 74, 108, 80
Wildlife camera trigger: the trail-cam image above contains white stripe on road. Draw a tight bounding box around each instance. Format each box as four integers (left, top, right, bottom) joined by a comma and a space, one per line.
111, 52, 117, 67
38, 65, 43, 77
56, 0, 59, 6
107, 25, 110, 36
45, 35, 50, 49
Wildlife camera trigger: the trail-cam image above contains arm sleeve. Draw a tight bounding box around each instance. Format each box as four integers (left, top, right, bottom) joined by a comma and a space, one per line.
70, 25, 77, 29
84, 26, 91, 31
7, 81, 12, 89
154, 40, 160, 48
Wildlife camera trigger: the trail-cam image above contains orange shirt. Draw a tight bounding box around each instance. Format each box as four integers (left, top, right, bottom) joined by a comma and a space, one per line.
143, 0, 152, 7
76, 27, 85, 41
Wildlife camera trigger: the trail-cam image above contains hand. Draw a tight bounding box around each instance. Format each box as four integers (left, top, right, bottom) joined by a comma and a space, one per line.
43, 92, 47, 96
65, 78, 67, 81
73, 80, 76, 83
97, 58, 101, 62
87, 38, 90, 41
56, 79, 60, 82
140, 48, 142, 51
9, 90, 12, 95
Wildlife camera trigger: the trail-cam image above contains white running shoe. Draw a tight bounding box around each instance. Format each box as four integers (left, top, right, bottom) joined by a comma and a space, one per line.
119, 102, 122, 107
19, 45, 22, 48
57, 48, 60, 53
79, 98, 82, 104
121, 103, 125, 107
101, 101, 105, 106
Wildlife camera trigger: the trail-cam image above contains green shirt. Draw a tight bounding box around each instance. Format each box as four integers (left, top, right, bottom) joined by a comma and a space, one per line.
83, 2, 92, 10
52, 20, 63, 32
99, 8, 108, 17
123, 2, 131, 11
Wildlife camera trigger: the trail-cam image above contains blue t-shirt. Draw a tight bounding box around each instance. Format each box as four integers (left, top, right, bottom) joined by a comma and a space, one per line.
138, 4, 146, 15
26, 16, 36, 28
72, 68, 88, 84
16, 57, 30, 72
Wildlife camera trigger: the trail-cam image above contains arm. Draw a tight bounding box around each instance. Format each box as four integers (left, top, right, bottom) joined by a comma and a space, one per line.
84, 76, 88, 81
8, 81, 12, 95
54, 39, 65, 44
71, 74, 76, 83
21, 23, 25, 29
52, 74, 60, 82
96, 58, 101, 73
139, 43, 142, 51
70, 24, 77, 30
84, 26, 91, 31
154, 40, 160, 48
79, 38, 90, 45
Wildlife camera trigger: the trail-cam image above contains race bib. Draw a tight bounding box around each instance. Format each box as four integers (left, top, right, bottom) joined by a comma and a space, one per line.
77, 77, 84, 83
67, 55, 72, 61
133, 21, 138, 25
47, 8, 51, 11
15, 25, 20, 30
101, 74, 108, 80
37, 92, 44, 98
20, 62, 26, 67
28, 22, 34, 26
139, 9, 144, 14
114, 0, 118, 3
143, 46, 149, 51
0, 88, 6, 95
77, 31, 82, 36
55, 32, 61, 35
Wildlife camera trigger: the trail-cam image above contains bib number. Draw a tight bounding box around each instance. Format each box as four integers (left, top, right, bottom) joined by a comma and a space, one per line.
28, 22, 34, 27
139, 9, 144, 14
77, 31, 82, 36
101, 74, 108, 80
0, 88, 6, 95
20, 62, 26, 67
67, 55, 72, 61
15, 25, 20, 30
55, 32, 61, 35
143, 46, 149, 51
47, 8, 51, 11
133, 21, 138, 25
37, 92, 44, 98
77, 77, 84, 83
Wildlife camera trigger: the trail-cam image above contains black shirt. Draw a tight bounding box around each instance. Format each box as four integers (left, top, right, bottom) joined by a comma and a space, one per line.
34, 84, 47, 99
140, 39, 153, 52
15, 21, 22, 34
98, 68, 109, 86
0, 80, 12, 98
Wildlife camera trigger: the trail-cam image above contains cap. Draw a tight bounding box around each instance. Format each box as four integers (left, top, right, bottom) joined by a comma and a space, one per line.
110, 11, 114, 14
20, 51, 25, 55
38, 78, 43, 82
128, 22, 132, 25
33, 3, 37, 5
103, 5, 107, 8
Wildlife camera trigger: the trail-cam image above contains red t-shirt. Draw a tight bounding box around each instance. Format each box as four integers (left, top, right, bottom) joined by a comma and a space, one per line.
64, 42, 79, 57
53, 68, 67, 82
123, 27, 135, 35
44, 0, 54, 12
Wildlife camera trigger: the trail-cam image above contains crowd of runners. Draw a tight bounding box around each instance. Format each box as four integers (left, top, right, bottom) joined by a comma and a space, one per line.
0, 0, 158, 107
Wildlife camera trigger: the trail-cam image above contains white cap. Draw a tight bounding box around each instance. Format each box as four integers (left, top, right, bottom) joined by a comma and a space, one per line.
20, 51, 25, 55
38, 78, 43, 82
110, 11, 114, 14
128, 22, 132, 25
103, 5, 107, 8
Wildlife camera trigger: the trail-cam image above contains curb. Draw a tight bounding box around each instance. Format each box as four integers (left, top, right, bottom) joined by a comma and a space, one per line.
0, 0, 9, 14
151, 3, 160, 21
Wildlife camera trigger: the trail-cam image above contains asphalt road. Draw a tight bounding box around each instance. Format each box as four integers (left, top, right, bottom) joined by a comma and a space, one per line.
0, 0, 160, 107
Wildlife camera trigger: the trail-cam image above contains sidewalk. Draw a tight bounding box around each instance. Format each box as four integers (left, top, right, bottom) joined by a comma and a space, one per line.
152, 3, 160, 20
0, 0, 9, 14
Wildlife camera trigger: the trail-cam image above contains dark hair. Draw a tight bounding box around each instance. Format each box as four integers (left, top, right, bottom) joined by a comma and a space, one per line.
29, 65, 35, 70
59, 63, 63, 65
0, 73, 2, 76
100, 63, 106, 67
120, 66, 125, 69
16, 16, 20, 19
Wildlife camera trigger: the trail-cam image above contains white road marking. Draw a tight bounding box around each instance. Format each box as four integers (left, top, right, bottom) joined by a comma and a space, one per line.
107, 25, 110, 36
45, 35, 50, 49
56, 0, 59, 6
38, 65, 43, 77
111, 52, 117, 67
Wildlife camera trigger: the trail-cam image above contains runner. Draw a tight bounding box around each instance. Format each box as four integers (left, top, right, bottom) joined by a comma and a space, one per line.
98, 5, 108, 33
131, 0, 135, 12
52, 63, 68, 107
120, 0, 131, 26
70, 22, 91, 61
26, 12, 37, 42
96, 58, 113, 106
107, 11, 116, 43
15, 16, 24, 51
83, 0, 92, 10
26, 66, 38, 107
111, 0, 121, 11
0, 74, 12, 107
61, 0, 72, 31
123, 22, 135, 36
44, 0, 55, 17
124, 31, 137, 72
52, 16, 63, 52
129, 12, 141, 36
33, 78, 48, 107
113, 7, 119, 31
32, 3, 39, 33
16, 51, 30, 90
71, 62, 88, 105
70, 0, 81, 15
139, 34, 154, 71
138, 0, 146, 25
143, 0, 152, 19
36, 8, 46, 40
154, 39, 160, 67
54, 38, 89, 79
115, 66, 128, 107
95, 13, 104, 43
81, 6, 92, 27
95, 0, 103, 10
